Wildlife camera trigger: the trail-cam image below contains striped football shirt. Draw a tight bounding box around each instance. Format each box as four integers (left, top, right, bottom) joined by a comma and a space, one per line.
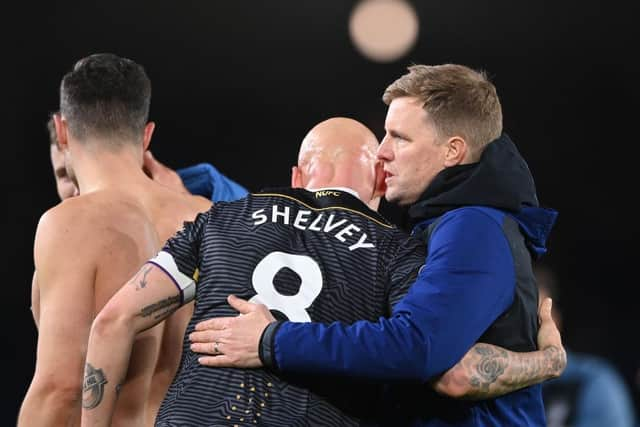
156, 187, 425, 426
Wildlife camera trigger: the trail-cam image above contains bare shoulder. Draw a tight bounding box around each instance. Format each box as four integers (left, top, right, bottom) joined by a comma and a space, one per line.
32, 197, 105, 292
36, 193, 155, 258
170, 191, 212, 220
35, 197, 97, 254
146, 186, 213, 241
190, 194, 213, 215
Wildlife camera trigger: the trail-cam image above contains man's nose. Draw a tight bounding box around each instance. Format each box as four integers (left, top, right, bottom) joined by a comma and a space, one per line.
377, 136, 393, 161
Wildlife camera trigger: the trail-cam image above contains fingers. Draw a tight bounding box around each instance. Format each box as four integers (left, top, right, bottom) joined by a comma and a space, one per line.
194, 317, 231, 331
227, 294, 256, 314
190, 341, 223, 355
189, 331, 225, 355
191, 341, 223, 355
198, 355, 234, 367
189, 329, 222, 343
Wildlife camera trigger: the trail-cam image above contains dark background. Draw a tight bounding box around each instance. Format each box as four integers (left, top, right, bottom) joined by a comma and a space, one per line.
5, 0, 638, 421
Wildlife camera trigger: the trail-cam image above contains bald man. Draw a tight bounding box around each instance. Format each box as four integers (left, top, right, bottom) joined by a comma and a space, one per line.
81, 117, 562, 426
82, 117, 415, 425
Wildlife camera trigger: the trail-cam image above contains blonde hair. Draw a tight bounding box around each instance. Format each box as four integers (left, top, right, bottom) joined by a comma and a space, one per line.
383, 64, 502, 152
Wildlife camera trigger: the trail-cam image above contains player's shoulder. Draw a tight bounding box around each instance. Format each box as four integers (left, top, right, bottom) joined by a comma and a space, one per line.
34, 196, 108, 257
167, 192, 214, 227
435, 206, 508, 232
157, 182, 213, 212
187, 194, 214, 214
37, 195, 96, 232
39, 191, 151, 239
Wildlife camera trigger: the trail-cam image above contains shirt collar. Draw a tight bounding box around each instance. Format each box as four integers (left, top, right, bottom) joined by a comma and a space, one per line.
306, 187, 360, 199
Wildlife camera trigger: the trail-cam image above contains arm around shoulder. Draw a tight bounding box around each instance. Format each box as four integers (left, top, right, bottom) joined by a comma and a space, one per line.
432, 298, 567, 400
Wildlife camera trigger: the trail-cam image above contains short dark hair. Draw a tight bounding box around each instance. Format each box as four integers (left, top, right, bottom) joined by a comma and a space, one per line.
59, 53, 151, 146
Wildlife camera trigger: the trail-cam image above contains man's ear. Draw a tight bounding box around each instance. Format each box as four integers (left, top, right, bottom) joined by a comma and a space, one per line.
372, 160, 387, 198
143, 121, 155, 152
443, 136, 468, 167
53, 113, 68, 150
291, 166, 304, 188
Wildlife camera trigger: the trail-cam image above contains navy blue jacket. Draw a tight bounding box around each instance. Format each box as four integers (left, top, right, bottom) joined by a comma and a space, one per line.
260, 135, 557, 426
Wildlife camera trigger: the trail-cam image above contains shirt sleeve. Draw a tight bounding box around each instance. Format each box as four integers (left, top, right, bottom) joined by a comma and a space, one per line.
269, 208, 516, 382
162, 208, 212, 280
177, 163, 248, 202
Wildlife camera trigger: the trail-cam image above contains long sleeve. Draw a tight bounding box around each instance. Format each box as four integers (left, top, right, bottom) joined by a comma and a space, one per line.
268, 208, 517, 382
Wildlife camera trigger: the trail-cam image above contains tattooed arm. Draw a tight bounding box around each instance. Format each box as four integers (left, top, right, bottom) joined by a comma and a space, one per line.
431, 298, 567, 399
81, 263, 184, 427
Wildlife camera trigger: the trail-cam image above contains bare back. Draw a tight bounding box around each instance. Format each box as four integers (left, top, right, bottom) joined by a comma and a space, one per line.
78, 186, 210, 426
85, 193, 164, 426
27, 184, 210, 427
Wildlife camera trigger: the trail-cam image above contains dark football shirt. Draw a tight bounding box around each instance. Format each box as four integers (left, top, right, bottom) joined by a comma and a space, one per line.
156, 187, 425, 426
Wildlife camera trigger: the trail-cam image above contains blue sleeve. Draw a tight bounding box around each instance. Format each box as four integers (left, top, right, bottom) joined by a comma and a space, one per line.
177, 163, 248, 202
272, 209, 516, 381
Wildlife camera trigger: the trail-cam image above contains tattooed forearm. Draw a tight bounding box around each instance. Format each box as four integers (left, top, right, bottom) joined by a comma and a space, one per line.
434, 343, 566, 400
468, 345, 508, 393
544, 346, 566, 377
82, 363, 108, 410
140, 295, 181, 318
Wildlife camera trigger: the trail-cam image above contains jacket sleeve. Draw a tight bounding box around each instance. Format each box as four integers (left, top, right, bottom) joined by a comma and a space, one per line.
266, 209, 516, 382
177, 163, 248, 202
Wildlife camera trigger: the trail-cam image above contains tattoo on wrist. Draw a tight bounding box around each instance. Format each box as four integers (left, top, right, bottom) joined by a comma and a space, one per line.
140, 295, 181, 319
544, 345, 565, 375
82, 363, 108, 410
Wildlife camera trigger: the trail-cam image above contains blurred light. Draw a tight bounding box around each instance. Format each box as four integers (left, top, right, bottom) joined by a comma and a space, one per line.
349, 0, 419, 63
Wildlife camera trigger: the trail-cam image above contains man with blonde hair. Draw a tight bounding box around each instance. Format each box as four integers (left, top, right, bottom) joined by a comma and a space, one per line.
190, 64, 560, 426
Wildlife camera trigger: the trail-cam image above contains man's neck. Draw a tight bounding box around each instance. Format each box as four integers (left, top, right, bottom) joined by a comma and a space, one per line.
73, 146, 146, 195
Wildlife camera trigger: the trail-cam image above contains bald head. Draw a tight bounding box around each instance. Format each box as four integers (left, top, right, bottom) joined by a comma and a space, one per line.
292, 117, 385, 210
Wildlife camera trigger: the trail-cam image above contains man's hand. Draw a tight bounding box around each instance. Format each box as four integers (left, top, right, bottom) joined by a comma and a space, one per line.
143, 150, 189, 194
537, 297, 567, 378
190, 295, 276, 368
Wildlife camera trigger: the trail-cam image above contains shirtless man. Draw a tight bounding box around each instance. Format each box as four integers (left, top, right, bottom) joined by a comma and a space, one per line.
19, 53, 211, 426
